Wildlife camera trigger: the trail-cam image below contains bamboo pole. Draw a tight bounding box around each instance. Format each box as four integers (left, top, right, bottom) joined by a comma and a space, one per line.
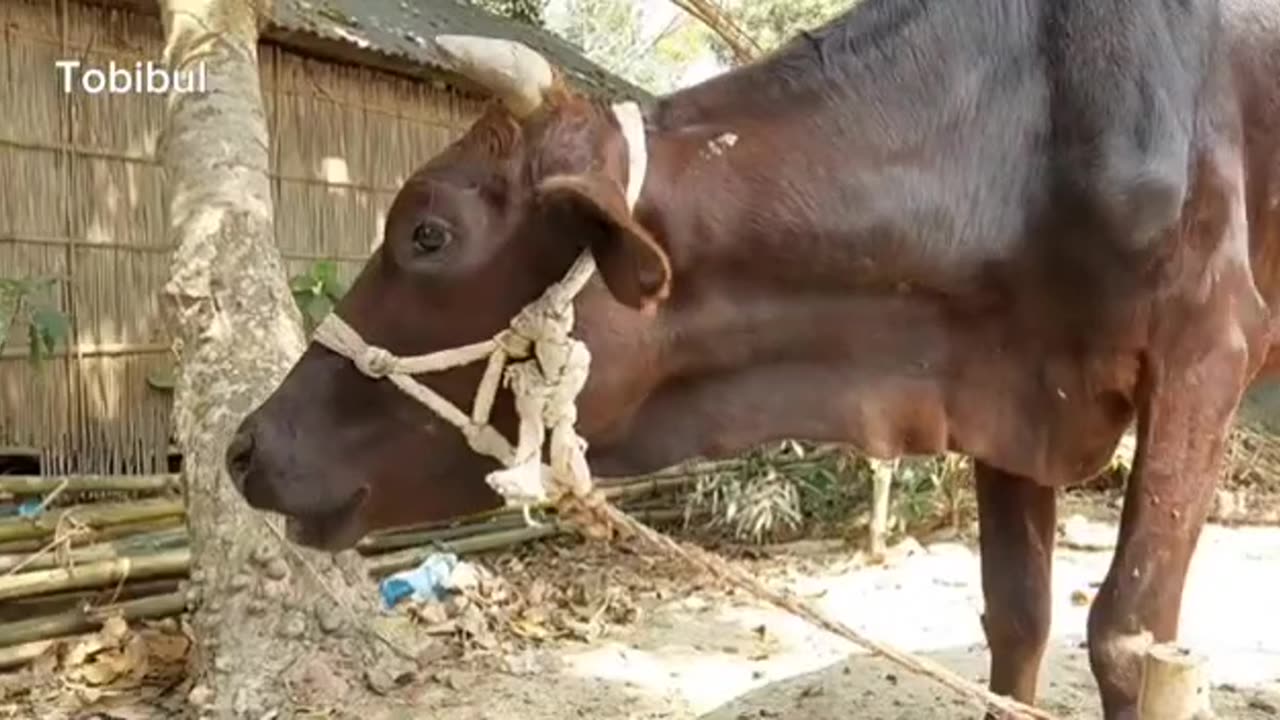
364, 507, 690, 577
0, 498, 184, 543
0, 527, 188, 574
357, 476, 703, 553
0, 517, 185, 554
0, 591, 186, 671
0, 474, 181, 496
1137, 643, 1216, 720
0, 548, 189, 601
366, 525, 562, 577
0, 579, 182, 624
0, 591, 187, 649
359, 514, 529, 553
0, 638, 61, 670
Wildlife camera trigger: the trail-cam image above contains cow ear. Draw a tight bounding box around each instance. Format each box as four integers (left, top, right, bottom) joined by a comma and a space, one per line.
536, 173, 671, 311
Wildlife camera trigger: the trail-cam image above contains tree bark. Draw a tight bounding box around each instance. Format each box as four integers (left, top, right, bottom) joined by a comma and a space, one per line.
158, 1, 420, 716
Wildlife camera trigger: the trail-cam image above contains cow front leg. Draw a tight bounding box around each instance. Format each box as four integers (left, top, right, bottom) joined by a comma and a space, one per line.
1087, 324, 1252, 718
975, 461, 1056, 712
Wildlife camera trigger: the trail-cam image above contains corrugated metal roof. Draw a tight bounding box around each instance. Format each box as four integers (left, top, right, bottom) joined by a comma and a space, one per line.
269, 0, 652, 101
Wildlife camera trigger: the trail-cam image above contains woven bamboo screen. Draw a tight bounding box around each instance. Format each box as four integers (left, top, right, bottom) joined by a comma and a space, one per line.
0, 0, 483, 474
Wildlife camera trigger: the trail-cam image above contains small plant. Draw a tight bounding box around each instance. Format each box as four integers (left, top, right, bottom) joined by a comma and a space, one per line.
0, 277, 70, 364
688, 441, 816, 543
289, 260, 346, 334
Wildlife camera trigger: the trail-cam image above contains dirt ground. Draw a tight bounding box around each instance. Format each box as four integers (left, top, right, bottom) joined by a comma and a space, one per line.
6, 495, 1280, 720
358, 502, 1280, 720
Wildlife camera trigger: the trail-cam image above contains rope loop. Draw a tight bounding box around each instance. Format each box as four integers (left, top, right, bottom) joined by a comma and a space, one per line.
355, 346, 396, 378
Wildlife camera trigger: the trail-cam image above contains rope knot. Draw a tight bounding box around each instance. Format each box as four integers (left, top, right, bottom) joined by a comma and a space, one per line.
355, 346, 396, 378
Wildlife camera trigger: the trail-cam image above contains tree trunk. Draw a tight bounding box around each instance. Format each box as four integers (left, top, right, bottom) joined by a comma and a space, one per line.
158, 1, 420, 716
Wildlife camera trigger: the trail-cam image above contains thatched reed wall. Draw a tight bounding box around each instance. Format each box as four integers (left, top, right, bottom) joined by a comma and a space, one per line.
0, 0, 484, 474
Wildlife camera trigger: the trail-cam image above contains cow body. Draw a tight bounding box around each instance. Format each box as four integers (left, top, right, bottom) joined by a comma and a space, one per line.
228, 1, 1280, 717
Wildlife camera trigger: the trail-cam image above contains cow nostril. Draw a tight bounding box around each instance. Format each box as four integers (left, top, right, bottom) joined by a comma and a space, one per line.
225, 428, 255, 490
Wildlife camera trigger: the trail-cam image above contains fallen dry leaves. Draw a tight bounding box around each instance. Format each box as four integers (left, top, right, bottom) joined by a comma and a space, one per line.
387, 535, 712, 670
0, 614, 192, 719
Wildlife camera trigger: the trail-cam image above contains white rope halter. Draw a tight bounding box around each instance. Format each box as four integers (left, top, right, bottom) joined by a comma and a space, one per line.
310, 102, 649, 538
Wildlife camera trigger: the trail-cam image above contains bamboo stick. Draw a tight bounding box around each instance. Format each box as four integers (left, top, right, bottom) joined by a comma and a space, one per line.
0, 591, 187, 649
0, 548, 189, 602
364, 507, 690, 577
359, 514, 528, 553
357, 475, 701, 551
0, 527, 188, 574
0, 638, 61, 670
0, 592, 188, 665
0, 517, 185, 554
0, 580, 182, 624
0, 474, 181, 497
366, 525, 562, 577
0, 498, 184, 543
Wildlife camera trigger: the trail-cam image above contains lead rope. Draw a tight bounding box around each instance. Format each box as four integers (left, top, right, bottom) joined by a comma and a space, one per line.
310, 102, 1057, 720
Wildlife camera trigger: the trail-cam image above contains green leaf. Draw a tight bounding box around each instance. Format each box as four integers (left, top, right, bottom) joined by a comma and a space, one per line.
313, 260, 339, 287
290, 273, 319, 295
323, 276, 347, 302
31, 304, 69, 353
303, 293, 334, 329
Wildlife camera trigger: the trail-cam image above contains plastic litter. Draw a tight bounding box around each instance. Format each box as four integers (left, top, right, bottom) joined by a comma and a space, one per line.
378, 552, 483, 609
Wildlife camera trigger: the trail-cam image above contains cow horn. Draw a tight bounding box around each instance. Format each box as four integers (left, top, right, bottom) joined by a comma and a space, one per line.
434, 35, 554, 118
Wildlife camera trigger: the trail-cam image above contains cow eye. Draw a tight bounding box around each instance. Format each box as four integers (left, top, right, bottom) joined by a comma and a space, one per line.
411, 221, 451, 254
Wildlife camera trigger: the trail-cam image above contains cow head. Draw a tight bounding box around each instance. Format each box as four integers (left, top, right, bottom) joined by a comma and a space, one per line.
225, 36, 672, 550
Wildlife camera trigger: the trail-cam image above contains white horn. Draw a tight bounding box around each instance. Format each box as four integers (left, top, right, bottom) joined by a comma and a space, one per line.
434, 35, 555, 118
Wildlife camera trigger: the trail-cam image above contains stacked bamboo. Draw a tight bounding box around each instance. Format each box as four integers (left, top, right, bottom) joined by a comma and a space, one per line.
0, 463, 731, 671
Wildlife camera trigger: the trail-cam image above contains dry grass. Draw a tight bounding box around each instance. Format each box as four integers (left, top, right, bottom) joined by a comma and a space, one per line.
687, 417, 1279, 545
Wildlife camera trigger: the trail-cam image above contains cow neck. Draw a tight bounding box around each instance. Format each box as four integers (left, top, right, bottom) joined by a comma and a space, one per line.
307, 101, 650, 517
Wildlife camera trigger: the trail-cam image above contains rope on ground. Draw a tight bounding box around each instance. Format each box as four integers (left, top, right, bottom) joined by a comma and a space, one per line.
563, 498, 1061, 720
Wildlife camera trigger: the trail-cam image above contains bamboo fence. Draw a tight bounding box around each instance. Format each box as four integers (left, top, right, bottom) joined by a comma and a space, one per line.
0, 0, 484, 475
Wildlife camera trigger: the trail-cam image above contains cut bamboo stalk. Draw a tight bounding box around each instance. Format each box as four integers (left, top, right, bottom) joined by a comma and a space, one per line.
359, 514, 528, 553
364, 507, 690, 577
0, 579, 182, 623
0, 527, 188, 574
0, 474, 181, 497
0, 498, 184, 543
1137, 643, 1215, 720
358, 477, 698, 552
0, 548, 190, 601
0, 637, 63, 671
604, 475, 703, 502
367, 525, 562, 576
0, 591, 187, 650
0, 517, 186, 554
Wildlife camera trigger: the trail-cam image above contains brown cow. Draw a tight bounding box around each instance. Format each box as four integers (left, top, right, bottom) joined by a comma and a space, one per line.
226, 0, 1280, 717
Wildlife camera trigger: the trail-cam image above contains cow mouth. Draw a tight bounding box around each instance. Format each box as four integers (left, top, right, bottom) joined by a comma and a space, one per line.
283, 489, 368, 551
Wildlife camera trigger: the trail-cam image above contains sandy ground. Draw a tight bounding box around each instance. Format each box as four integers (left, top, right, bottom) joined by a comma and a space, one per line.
380, 517, 1280, 720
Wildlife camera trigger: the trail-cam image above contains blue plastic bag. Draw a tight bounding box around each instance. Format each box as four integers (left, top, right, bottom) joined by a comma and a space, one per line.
378, 552, 459, 609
